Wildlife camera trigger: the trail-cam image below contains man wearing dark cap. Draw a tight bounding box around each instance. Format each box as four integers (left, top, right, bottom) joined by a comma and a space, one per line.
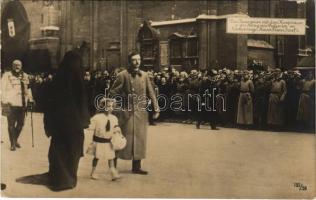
196, 70, 219, 130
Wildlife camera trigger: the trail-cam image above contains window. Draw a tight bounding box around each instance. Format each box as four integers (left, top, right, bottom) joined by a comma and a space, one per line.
138, 21, 160, 71
169, 32, 199, 68
160, 41, 169, 66
186, 37, 198, 57
185, 36, 198, 68
170, 40, 182, 58
141, 44, 155, 59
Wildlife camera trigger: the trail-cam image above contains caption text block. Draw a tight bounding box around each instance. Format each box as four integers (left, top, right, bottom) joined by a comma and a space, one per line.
227, 17, 306, 35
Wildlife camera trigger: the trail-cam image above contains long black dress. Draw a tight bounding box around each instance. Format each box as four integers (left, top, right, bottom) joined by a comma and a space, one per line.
43, 51, 90, 191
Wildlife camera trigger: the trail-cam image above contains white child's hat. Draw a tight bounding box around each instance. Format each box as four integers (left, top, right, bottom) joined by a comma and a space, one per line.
111, 126, 127, 150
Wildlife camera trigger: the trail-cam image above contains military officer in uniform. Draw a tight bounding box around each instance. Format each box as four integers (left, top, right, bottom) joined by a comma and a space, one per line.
1, 60, 33, 151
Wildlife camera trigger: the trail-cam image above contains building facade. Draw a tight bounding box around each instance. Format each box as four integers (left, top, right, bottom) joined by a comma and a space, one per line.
1, 0, 315, 72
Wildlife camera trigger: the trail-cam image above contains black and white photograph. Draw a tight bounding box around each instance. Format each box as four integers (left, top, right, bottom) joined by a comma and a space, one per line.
1, 0, 315, 198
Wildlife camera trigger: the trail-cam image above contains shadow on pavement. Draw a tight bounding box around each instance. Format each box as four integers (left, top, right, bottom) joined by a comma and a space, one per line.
16, 172, 49, 186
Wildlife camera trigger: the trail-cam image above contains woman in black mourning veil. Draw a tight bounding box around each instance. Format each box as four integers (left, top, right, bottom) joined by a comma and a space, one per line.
43, 50, 90, 191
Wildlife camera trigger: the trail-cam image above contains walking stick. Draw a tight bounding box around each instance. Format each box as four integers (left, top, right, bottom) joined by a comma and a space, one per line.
30, 102, 34, 148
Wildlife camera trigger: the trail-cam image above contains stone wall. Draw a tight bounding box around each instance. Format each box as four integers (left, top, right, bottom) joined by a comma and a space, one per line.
5, 0, 307, 71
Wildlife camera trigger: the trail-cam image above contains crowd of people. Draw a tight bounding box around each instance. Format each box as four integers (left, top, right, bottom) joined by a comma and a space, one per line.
150, 67, 315, 132
26, 65, 315, 132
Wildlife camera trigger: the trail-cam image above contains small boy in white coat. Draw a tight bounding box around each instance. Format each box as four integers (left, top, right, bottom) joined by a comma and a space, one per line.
87, 98, 120, 181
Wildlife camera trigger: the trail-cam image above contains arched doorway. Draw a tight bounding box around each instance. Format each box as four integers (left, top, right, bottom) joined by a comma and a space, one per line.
137, 21, 160, 72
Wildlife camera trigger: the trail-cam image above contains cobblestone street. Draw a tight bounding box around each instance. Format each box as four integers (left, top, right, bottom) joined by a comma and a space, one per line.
1, 113, 315, 198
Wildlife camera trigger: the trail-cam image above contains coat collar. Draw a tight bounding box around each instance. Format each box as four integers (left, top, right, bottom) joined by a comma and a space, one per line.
11, 70, 24, 78
127, 68, 142, 77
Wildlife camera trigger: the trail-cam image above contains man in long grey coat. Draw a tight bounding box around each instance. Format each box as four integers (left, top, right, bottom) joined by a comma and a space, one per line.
109, 52, 159, 175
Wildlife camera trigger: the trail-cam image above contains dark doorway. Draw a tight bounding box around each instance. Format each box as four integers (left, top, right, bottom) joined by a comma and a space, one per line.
1, 0, 30, 72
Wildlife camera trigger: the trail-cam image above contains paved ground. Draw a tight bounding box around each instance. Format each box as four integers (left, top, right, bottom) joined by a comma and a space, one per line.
1, 113, 315, 198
